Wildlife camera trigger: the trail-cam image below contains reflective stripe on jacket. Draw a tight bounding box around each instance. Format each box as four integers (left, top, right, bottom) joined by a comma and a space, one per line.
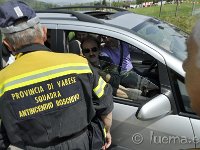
0, 47, 113, 149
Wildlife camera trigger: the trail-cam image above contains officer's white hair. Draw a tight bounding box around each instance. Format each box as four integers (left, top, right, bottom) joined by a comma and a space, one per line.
193, 20, 200, 68
3, 23, 43, 50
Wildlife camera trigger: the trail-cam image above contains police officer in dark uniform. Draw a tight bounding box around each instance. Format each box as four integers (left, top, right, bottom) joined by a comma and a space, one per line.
0, 1, 113, 150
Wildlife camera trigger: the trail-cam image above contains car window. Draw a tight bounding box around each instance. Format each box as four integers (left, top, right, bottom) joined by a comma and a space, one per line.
64, 30, 161, 105
67, 31, 89, 55
169, 69, 194, 114
43, 29, 62, 53
132, 18, 188, 61
177, 79, 193, 113
127, 43, 160, 103
0, 32, 15, 69
44, 29, 52, 49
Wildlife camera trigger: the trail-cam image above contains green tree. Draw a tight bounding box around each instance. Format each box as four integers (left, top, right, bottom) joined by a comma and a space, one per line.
112, 1, 118, 7
136, 0, 144, 5
153, 0, 159, 3
94, 2, 102, 6
0, 0, 58, 10
102, 0, 107, 6
0, 0, 6, 5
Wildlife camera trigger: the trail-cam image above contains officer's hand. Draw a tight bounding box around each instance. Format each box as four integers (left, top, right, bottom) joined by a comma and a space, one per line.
102, 132, 112, 150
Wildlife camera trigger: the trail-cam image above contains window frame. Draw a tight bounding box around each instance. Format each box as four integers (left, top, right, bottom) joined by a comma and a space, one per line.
62, 29, 166, 106
53, 25, 170, 107
168, 68, 200, 118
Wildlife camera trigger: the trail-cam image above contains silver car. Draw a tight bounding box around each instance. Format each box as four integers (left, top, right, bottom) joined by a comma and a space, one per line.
22, 6, 198, 150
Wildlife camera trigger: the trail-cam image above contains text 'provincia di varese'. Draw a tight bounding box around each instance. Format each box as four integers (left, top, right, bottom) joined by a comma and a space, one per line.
10, 76, 81, 118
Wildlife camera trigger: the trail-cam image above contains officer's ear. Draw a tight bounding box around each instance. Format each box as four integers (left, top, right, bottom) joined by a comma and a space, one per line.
42, 26, 47, 42
3, 39, 15, 52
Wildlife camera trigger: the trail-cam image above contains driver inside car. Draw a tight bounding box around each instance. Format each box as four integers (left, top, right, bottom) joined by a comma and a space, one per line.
81, 35, 149, 101
100, 36, 159, 95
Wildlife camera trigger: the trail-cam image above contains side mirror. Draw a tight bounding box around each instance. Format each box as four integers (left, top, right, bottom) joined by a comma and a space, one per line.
136, 94, 171, 120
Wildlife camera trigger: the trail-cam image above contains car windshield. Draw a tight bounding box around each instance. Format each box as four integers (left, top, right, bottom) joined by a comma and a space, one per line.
132, 18, 188, 61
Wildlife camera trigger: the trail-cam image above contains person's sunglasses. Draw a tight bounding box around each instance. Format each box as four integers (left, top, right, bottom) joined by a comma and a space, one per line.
82, 47, 98, 53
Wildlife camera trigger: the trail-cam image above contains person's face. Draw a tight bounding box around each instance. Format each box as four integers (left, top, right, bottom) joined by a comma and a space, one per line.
82, 39, 99, 65
183, 33, 200, 115
76, 32, 88, 42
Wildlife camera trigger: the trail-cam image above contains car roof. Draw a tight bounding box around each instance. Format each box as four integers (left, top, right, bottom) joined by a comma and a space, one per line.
36, 10, 105, 24
36, 7, 185, 77
38, 6, 151, 30
103, 11, 151, 29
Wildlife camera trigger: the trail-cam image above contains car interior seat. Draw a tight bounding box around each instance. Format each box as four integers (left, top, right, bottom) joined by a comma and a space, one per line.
68, 39, 82, 55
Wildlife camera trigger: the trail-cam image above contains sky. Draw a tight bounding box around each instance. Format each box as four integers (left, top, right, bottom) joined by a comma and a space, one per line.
38, 0, 115, 5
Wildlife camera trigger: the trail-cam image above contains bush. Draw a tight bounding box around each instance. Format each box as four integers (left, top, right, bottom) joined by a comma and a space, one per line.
131, 3, 200, 33
160, 16, 197, 33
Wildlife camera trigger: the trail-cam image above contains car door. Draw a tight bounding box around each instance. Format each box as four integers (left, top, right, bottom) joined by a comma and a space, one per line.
47, 22, 196, 150
167, 67, 200, 149
190, 118, 200, 148
109, 39, 195, 150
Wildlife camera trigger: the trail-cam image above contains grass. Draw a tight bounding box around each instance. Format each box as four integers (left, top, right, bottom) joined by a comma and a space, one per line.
129, 3, 200, 33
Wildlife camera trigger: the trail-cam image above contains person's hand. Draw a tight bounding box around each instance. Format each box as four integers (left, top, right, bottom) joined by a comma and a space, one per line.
102, 132, 112, 150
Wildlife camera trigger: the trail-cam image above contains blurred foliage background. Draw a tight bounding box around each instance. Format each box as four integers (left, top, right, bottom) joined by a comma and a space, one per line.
131, 2, 200, 33
0, 0, 58, 10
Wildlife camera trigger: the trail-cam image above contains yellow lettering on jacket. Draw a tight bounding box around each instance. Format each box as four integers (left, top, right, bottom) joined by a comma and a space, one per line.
11, 86, 44, 100
18, 102, 54, 118
56, 93, 80, 107
57, 77, 76, 88
34, 91, 62, 103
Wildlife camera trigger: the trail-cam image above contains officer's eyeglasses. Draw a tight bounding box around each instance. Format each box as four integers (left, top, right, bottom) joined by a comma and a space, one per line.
82, 47, 98, 53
